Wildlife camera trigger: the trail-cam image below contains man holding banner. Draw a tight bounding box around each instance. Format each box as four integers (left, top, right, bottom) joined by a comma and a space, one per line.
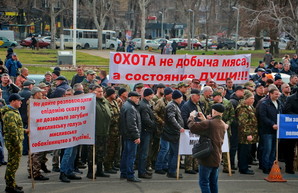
162, 90, 185, 179
282, 89, 298, 174
258, 88, 282, 174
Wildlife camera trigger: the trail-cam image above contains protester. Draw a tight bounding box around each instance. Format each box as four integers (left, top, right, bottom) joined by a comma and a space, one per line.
258, 88, 282, 174
162, 90, 184, 178
5, 53, 22, 82
27, 87, 50, 181
154, 87, 173, 174
0, 73, 20, 104
59, 89, 82, 183
18, 80, 35, 156
188, 103, 227, 193
104, 88, 121, 174
236, 90, 258, 175
120, 91, 142, 182
87, 85, 112, 179
15, 68, 29, 89
1, 93, 26, 193
138, 88, 156, 179
70, 66, 86, 87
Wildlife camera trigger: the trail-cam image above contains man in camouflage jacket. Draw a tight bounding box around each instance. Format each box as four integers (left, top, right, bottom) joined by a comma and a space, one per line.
1, 94, 25, 193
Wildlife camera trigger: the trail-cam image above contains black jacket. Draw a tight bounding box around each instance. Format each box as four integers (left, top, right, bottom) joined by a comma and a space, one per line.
181, 99, 201, 129
258, 98, 283, 135
120, 99, 141, 141
162, 101, 184, 143
139, 98, 156, 133
284, 92, 298, 114
18, 88, 32, 124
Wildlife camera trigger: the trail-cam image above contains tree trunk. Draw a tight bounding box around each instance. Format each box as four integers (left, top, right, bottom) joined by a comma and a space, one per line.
140, 2, 146, 50
50, 3, 57, 49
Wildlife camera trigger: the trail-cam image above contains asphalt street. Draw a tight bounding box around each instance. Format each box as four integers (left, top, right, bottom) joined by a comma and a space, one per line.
0, 151, 297, 193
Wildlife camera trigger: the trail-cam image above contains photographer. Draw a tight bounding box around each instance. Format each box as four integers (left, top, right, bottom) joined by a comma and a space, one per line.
188, 104, 227, 193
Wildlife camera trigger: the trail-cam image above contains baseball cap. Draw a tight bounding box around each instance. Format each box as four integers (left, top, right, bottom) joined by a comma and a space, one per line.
23, 80, 35, 86
86, 70, 96, 75
9, 93, 24, 102
31, 87, 44, 95
128, 91, 141, 97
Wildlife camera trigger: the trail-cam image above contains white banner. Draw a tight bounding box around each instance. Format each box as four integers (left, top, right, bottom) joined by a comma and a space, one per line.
179, 130, 229, 155
109, 52, 251, 85
29, 93, 96, 153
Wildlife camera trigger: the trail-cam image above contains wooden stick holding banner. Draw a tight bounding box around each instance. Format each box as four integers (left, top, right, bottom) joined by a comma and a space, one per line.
93, 144, 95, 180
176, 155, 181, 180
28, 99, 35, 189
226, 152, 232, 176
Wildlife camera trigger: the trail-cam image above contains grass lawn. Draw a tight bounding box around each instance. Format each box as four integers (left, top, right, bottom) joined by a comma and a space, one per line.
151, 49, 296, 67
0, 48, 109, 79
0, 47, 295, 80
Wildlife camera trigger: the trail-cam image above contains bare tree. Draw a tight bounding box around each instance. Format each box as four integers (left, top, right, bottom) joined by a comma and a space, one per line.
240, 0, 298, 54
138, 0, 151, 50
90, 0, 113, 50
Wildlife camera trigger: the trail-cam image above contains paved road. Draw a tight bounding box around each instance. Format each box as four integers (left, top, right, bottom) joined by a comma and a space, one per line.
0, 151, 297, 193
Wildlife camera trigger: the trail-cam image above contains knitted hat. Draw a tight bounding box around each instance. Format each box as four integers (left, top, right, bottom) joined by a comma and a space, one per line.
52, 70, 60, 77
172, 90, 183, 99
118, 88, 127, 96
106, 88, 116, 97
211, 103, 225, 113
143, 88, 154, 97
164, 87, 173, 96
156, 83, 166, 88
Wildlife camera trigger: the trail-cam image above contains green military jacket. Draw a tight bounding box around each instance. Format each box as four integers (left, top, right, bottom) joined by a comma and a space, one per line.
1, 105, 24, 145
199, 94, 211, 115
95, 97, 112, 136
108, 99, 120, 136
153, 97, 169, 129
81, 78, 99, 94
236, 101, 258, 144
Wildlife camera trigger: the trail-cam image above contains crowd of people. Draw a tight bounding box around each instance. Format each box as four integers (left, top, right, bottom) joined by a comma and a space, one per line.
0, 48, 298, 193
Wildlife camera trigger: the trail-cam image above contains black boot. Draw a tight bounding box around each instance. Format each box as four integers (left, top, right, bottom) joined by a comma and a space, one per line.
59, 172, 70, 183
86, 164, 95, 179
41, 163, 51, 173
96, 163, 110, 177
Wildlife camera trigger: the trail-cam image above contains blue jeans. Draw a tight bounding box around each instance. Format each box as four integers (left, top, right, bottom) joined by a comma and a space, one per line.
0, 130, 4, 163
199, 165, 219, 193
120, 139, 138, 179
261, 134, 276, 171
60, 146, 77, 175
168, 141, 179, 174
155, 138, 169, 170
138, 130, 152, 175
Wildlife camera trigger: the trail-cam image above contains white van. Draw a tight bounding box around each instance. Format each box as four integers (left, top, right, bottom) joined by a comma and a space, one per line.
0, 30, 15, 41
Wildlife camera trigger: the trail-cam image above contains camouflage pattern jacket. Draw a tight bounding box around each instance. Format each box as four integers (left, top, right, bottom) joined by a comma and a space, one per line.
108, 99, 120, 136
153, 97, 169, 129
1, 105, 24, 145
236, 101, 258, 144
199, 95, 211, 116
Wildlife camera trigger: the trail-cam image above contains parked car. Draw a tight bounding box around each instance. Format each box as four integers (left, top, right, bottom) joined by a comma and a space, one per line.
41, 36, 57, 43
169, 38, 184, 44
200, 39, 217, 49
237, 38, 249, 47
56, 38, 82, 49
216, 38, 236, 49
27, 74, 45, 84
20, 38, 50, 48
263, 37, 270, 49
249, 72, 290, 84
0, 37, 18, 48
178, 39, 202, 50
131, 38, 141, 45
135, 40, 160, 50
154, 38, 169, 44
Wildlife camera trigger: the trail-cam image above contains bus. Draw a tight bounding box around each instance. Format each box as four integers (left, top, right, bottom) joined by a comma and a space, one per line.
63, 29, 121, 49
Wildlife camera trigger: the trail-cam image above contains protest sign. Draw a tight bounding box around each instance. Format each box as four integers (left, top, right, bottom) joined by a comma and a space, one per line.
179, 130, 229, 155
109, 52, 251, 84
277, 114, 298, 139
29, 93, 96, 153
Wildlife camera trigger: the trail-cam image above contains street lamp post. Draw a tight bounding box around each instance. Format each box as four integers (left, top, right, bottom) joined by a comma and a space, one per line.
159, 11, 164, 38
188, 9, 194, 52
232, 6, 239, 54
